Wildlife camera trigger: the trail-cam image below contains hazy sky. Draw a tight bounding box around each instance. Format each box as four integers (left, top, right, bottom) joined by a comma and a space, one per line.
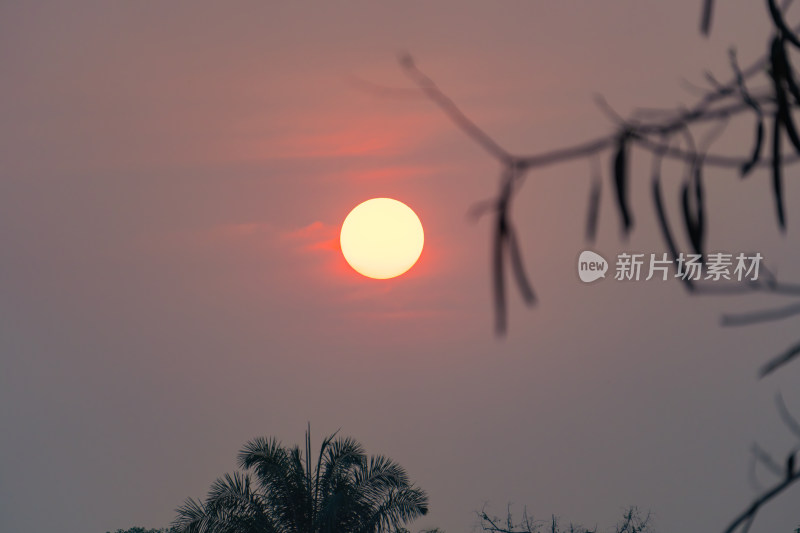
2, 2, 799, 532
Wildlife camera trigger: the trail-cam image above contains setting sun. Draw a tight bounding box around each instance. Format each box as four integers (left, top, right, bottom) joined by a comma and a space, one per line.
340, 198, 424, 279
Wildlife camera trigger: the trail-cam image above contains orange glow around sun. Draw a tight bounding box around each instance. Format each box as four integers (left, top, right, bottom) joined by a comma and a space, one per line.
340, 198, 424, 279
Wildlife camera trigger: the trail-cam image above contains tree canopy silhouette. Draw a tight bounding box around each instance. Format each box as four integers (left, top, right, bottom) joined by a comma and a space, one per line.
478, 505, 652, 533
172, 426, 428, 533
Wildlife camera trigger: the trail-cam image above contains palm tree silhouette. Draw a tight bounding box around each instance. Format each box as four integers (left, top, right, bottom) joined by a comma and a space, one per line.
172, 426, 428, 533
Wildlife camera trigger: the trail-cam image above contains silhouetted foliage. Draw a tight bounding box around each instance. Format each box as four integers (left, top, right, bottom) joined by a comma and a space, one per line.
392, 2, 800, 532
106, 526, 178, 533
172, 425, 428, 533
478, 505, 652, 533
401, 5, 800, 358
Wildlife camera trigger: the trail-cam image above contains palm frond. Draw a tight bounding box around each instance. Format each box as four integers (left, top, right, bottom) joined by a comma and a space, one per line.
319, 437, 367, 499
313, 431, 341, 524
354, 456, 411, 504
174, 472, 279, 533
360, 486, 429, 533
173, 498, 213, 533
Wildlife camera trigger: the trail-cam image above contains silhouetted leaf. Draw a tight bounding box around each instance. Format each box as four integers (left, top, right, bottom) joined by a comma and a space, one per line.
769, 37, 798, 230
506, 224, 536, 305
741, 119, 764, 177
770, 36, 800, 154
779, 103, 800, 153
730, 47, 763, 179
585, 171, 601, 242
771, 35, 788, 80
779, 46, 800, 104
681, 160, 705, 257
767, 0, 800, 49
651, 177, 676, 261
681, 185, 698, 254
772, 113, 787, 231
612, 133, 633, 235
651, 153, 695, 291
493, 214, 506, 335
700, 0, 714, 36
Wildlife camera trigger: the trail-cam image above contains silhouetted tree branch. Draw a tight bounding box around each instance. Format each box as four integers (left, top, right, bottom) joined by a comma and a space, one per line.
392, 1, 800, 532
400, 38, 800, 333
399, 3, 800, 385
723, 465, 800, 533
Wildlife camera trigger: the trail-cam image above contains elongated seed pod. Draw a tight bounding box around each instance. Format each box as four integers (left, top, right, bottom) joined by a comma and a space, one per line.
585, 172, 601, 242
772, 113, 787, 231
701, 0, 714, 36
770, 37, 800, 154
681, 162, 705, 254
493, 213, 507, 334
506, 224, 535, 305
612, 133, 633, 235
651, 156, 694, 292
741, 119, 764, 177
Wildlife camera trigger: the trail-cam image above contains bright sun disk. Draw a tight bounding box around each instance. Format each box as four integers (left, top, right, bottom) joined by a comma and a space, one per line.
340, 198, 424, 279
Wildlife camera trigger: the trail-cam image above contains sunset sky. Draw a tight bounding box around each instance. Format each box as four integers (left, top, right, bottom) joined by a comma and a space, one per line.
2, 2, 799, 532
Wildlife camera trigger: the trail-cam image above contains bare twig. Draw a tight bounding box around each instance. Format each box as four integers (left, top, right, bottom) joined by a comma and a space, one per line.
400, 54, 513, 164
722, 466, 800, 532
